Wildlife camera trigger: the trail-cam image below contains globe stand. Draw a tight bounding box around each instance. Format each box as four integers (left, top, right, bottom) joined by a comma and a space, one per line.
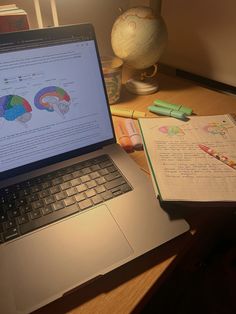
125, 64, 159, 95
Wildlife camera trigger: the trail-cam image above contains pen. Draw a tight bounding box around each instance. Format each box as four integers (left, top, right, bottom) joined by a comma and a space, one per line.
153, 99, 193, 116
110, 107, 147, 119
148, 105, 187, 120
199, 144, 236, 170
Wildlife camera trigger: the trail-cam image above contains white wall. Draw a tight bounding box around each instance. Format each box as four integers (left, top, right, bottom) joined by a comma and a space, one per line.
0, 0, 130, 55
1, 0, 235, 86
160, 0, 236, 86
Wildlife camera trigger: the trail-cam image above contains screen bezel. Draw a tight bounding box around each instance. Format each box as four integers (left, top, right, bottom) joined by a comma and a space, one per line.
0, 24, 115, 181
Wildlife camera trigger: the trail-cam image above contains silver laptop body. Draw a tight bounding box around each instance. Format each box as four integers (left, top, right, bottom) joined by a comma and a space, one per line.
0, 24, 189, 314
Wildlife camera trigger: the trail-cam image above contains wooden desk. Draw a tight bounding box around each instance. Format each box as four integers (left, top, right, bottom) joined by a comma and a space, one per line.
34, 73, 236, 314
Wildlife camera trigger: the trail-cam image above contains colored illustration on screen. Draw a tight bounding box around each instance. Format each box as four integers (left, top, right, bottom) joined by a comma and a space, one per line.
0, 95, 32, 127
34, 86, 71, 118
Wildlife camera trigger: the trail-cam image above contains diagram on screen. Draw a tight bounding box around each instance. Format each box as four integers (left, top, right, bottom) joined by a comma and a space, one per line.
0, 95, 32, 127
34, 86, 71, 118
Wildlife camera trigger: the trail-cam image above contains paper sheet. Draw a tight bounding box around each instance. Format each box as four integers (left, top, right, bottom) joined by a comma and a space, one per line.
139, 115, 236, 202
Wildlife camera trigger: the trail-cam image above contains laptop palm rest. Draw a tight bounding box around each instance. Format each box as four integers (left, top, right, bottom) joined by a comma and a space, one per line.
3, 205, 133, 312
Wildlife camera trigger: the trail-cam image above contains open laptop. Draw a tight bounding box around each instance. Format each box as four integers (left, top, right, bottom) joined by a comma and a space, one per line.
0, 24, 189, 314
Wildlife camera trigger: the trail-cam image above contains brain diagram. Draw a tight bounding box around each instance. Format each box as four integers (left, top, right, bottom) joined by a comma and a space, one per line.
34, 86, 71, 118
0, 95, 32, 125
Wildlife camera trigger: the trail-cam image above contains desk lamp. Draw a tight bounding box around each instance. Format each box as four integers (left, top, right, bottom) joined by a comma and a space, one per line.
33, 0, 59, 28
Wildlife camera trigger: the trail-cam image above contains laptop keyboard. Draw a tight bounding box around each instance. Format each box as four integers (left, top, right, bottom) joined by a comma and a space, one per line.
0, 155, 132, 244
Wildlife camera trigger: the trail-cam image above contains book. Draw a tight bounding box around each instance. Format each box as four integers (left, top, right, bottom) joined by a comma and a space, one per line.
0, 4, 29, 33
138, 114, 236, 203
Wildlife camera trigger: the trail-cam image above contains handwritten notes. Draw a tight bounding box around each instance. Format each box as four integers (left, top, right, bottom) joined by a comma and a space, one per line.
139, 115, 236, 202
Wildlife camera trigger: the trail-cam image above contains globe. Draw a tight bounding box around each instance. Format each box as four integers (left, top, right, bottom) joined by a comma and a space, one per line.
111, 6, 168, 94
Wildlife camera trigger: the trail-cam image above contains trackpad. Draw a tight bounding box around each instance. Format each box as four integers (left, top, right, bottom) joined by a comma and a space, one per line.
5, 205, 133, 312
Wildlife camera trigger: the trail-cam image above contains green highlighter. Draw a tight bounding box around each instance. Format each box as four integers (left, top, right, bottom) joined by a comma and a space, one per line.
148, 105, 187, 120
154, 99, 193, 116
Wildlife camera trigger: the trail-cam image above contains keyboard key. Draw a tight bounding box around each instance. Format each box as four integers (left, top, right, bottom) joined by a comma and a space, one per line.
30, 209, 42, 220
107, 165, 116, 173
63, 173, 74, 181
32, 200, 44, 210
101, 191, 113, 200
75, 193, 86, 202
19, 204, 32, 213
105, 177, 126, 190
80, 175, 90, 183
42, 205, 53, 215
71, 178, 81, 186
55, 191, 67, 201
120, 184, 132, 193
31, 185, 42, 193
27, 194, 39, 202
99, 168, 109, 176
9, 208, 21, 218
90, 165, 100, 171
96, 177, 106, 185
44, 195, 56, 205
5, 219, 16, 229
95, 185, 106, 194
20, 204, 79, 235
100, 160, 112, 168
64, 197, 76, 207
0, 213, 7, 223
78, 199, 93, 210
77, 184, 87, 193
50, 185, 61, 194
38, 189, 50, 198
90, 171, 100, 179
17, 214, 29, 225
85, 189, 96, 198
42, 181, 52, 189
60, 182, 72, 190
105, 171, 121, 182
66, 187, 78, 196
0, 233, 4, 243
3, 227, 20, 242
91, 195, 103, 205
52, 201, 65, 211
81, 167, 91, 175
86, 180, 97, 189
52, 177, 63, 185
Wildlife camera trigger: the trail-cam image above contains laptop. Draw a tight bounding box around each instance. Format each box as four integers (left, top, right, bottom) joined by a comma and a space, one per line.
0, 24, 189, 314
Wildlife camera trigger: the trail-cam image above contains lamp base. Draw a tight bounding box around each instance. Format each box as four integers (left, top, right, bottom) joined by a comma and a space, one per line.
125, 76, 159, 95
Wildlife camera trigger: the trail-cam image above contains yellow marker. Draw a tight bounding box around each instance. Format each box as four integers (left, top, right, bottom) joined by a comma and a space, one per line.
110, 107, 147, 119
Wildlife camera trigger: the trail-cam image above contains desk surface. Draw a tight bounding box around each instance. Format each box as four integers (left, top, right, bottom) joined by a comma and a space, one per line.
35, 72, 236, 314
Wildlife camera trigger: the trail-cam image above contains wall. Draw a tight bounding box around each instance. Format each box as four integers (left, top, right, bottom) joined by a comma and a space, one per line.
1, 0, 235, 86
160, 0, 236, 86
0, 0, 129, 55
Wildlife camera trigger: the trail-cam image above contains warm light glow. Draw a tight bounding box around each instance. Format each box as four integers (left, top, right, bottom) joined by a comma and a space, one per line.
50, 0, 59, 27
33, 0, 59, 28
33, 0, 43, 28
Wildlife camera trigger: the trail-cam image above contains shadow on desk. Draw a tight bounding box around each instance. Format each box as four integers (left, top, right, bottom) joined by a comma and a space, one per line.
141, 218, 236, 314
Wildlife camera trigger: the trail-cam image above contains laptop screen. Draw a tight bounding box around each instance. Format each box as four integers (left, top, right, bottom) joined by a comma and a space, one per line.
0, 24, 115, 180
